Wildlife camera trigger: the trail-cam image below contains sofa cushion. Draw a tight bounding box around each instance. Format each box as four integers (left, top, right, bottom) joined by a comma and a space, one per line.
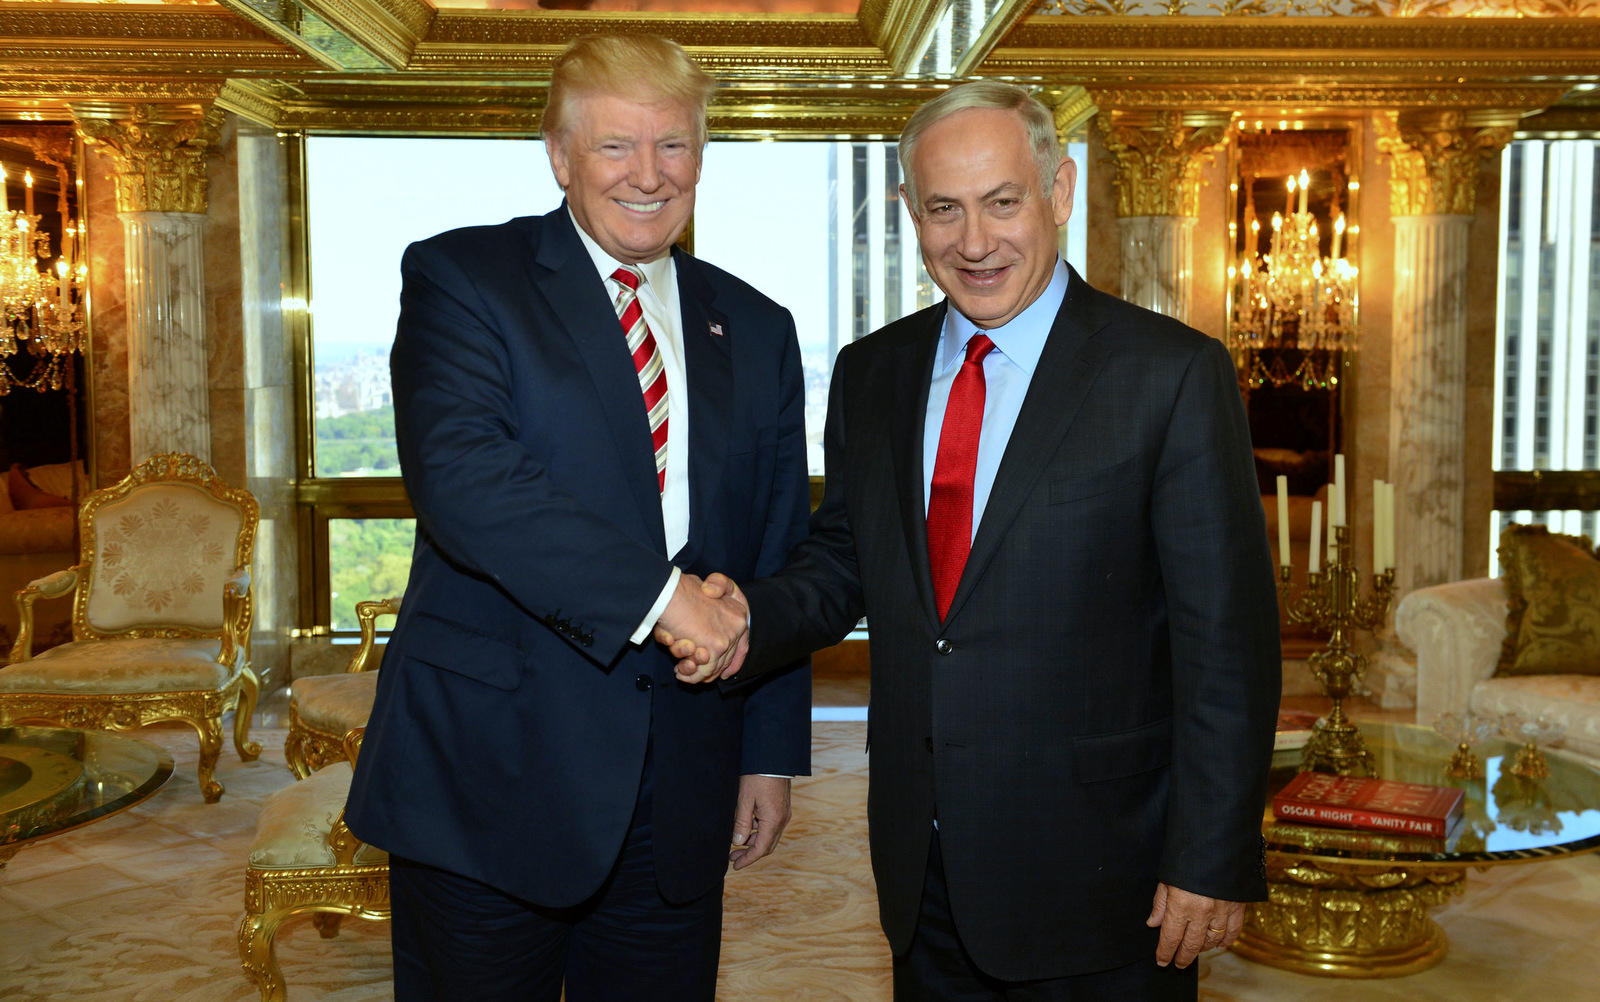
0, 638, 233, 693
1471, 675, 1600, 763
8, 464, 70, 510
248, 763, 387, 869
1496, 524, 1600, 676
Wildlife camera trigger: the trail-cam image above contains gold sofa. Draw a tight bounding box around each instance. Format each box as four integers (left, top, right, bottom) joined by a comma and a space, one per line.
239, 729, 389, 1002
0, 453, 262, 801
284, 596, 399, 779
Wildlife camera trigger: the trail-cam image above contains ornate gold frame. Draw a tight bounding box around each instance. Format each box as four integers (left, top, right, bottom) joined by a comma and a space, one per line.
1, 453, 263, 802
284, 596, 399, 778
239, 729, 389, 1002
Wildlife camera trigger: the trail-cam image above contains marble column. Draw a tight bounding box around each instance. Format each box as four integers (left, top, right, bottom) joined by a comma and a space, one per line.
1095, 108, 1231, 325
1378, 110, 1515, 597
74, 105, 222, 465
121, 212, 210, 461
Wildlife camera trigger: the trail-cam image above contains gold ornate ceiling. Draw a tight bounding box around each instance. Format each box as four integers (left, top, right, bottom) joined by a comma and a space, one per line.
0, 0, 1593, 135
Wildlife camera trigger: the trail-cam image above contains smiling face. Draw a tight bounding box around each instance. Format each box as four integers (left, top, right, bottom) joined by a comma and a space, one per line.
547, 90, 701, 264
902, 106, 1075, 330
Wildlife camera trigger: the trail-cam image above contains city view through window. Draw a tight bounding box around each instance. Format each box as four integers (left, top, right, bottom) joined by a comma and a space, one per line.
1492, 138, 1600, 571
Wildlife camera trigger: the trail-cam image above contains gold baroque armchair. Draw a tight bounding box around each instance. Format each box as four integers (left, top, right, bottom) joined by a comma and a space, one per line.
239, 728, 389, 1002
284, 596, 400, 779
0, 453, 262, 802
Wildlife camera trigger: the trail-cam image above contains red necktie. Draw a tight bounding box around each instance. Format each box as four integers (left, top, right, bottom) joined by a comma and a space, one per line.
927, 334, 996, 622
611, 266, 668, 492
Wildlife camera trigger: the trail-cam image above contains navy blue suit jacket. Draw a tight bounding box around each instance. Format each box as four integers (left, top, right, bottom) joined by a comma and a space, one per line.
345, 205, 812, 908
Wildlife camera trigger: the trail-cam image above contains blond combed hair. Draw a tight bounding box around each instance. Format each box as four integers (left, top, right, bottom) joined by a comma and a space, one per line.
543, 34, 717, 148
897, 81, 1060, 210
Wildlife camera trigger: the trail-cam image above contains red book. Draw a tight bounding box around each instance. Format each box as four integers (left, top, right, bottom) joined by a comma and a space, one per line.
1272, 771, 1465, 839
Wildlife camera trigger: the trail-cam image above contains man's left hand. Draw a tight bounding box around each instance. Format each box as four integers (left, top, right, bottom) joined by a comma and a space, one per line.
1146, 882, 1245, 968
730, 774, 791, 871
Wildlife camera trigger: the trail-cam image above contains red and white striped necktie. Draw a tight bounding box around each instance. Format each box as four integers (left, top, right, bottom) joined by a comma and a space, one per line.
611, 266, 669, 492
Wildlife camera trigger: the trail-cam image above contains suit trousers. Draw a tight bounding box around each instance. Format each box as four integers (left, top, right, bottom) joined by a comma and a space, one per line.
389, 739, 724, 1002
893, 829, 1199, 1002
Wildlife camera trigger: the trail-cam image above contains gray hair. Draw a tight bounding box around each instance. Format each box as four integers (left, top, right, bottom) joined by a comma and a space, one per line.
897, 81, 1061, 210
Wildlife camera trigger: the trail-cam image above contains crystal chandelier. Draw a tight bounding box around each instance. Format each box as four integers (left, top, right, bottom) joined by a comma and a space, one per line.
1228, 169, 1358, 390
1, 162, 86, 396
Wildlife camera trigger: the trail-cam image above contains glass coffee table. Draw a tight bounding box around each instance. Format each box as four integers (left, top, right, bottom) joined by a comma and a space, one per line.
1233, 721, 1600, 977
1, 725, 174, 871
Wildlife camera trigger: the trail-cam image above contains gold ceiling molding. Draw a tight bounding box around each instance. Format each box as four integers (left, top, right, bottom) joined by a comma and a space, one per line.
1040, 85, 1098, 140
1517, 103, 1600, 133
862, 0, 946, 75
953, 0, 1042, 78
74, 104, 227, 215
213, 0, 434, 71
410, 10, 889, 76
1097, 108, 1233, 218
0, 78, 226, 110
1038, 0, 1599, 13
1083, 84, 1573, 113
216, 78, 288, 129
0, 5, 315, 77
1375, 108, 1518, 216
987, 15, 1600, 80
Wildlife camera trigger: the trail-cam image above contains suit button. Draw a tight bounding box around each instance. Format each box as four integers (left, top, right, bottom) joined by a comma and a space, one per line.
635, 675, 653, 691
924, 736, 934, 753
936, 639, 954, 655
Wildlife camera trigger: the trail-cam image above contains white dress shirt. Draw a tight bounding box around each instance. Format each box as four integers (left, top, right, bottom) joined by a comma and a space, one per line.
923, 258, 1071, 534
569, 211, 688, 643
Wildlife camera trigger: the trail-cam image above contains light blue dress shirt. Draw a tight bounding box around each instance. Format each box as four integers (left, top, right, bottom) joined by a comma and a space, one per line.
922, 258, 1071, 537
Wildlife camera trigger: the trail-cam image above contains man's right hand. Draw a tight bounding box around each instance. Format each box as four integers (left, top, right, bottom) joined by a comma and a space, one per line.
654, 572, 748, 684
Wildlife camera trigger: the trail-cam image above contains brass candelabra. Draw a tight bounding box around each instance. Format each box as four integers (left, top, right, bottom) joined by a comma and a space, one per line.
1278, 524, 1395, 777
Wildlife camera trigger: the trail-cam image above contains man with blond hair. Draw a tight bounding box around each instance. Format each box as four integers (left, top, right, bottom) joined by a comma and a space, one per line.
670, 80, 1280, 999
345, 33, 811, 1001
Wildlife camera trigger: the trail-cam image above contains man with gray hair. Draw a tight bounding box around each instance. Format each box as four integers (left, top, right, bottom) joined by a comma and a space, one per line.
670, 80, 1281, 999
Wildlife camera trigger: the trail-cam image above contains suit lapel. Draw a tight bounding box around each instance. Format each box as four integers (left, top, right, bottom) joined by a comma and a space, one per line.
940, 269, 1110, 627
888, 305, 945, 634
669, 248, 732, 569
529, 205, 666, 554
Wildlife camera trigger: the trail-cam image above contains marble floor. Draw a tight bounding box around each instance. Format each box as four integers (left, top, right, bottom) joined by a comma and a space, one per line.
3, 681, 1600, 1000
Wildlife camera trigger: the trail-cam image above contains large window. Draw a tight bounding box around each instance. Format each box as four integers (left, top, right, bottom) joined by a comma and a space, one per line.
1492, 138, 1600, 567
299, 134, 1090, 627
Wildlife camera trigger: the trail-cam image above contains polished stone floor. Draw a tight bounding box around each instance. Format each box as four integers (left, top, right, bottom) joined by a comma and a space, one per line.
2, 680, 1599, 1000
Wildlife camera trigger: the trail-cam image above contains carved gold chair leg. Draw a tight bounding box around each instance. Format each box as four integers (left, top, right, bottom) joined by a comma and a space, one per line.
234, 666, 262, 761
238, 909, 290, 1002
193, 714, 226, 803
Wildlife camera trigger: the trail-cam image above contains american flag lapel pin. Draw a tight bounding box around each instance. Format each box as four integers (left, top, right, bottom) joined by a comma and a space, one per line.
709, 322, 724, 337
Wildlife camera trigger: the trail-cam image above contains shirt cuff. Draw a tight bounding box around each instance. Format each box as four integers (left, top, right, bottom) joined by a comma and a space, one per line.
757, 775, 793, 780
630, 566, 682, 646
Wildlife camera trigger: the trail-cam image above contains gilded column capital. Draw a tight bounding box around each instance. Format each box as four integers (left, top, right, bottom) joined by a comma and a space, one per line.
1376, 109, 1518, 218
1096, 108, 1233, 219
72, 104, 224, 215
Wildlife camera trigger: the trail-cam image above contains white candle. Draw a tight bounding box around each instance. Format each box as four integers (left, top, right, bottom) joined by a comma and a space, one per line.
0, 165, 8, 212
1276, 475, 1291, 569
1333, 453, 1346, 528
1309, 501, 1323, 574
23, 170, 32, 216
1383, 482, 1397, 571
1332, 213, 1345, 262
1376, 476, 1388, 569
1299, 169, 1310, 214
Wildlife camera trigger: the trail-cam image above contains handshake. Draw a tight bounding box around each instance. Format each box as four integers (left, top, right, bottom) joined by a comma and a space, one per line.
654, 572, 749, 684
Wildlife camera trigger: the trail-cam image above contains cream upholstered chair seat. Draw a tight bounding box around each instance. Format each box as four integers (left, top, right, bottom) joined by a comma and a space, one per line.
284, 597, 399, 779
0, 638, 235, 692
247, 763, 388, 870
0, 454, 262, 802
239, 732, 389, 1002
291, 672, 379, 736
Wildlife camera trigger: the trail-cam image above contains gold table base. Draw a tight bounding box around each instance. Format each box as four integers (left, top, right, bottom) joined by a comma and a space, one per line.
1232, 859, 1466, 977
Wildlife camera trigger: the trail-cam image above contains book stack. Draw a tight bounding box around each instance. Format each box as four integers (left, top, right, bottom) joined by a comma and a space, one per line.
1272, 771, 1465, 839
